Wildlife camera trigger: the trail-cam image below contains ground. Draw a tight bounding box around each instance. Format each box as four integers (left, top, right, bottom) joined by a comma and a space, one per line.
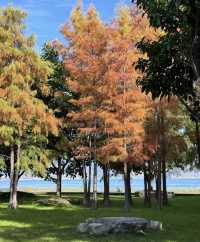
0, 193, 199, 242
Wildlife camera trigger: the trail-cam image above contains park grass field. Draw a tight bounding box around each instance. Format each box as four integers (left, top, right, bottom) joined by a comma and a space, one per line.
0, 193, 199, 242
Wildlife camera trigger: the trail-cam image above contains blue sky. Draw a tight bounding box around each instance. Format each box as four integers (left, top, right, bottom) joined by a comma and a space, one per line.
0, 0, 131, 51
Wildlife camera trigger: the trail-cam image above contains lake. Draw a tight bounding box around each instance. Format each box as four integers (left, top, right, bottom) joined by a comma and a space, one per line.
1, 177, 200, 192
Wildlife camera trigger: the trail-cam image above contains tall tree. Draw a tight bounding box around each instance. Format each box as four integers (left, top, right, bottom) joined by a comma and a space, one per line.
58, 3, 157, 209
98, 6, 156, 210
58, 3, 112, 208
39, 43, 78, 198
143, 99, 194, 208
0, 7, 58, 209
135, 0, 200, 165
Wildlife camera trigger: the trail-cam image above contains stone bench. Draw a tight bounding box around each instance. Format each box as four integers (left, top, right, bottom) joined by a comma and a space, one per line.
34, 198, 71, 206
77, 217, 162, 235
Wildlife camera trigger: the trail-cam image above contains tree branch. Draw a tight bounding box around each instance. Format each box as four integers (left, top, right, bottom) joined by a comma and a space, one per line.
18, 170, 25, 179
178, 96, 200, 121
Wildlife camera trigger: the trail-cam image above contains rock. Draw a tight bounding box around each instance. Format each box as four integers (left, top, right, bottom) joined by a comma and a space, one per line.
147, 220, 162, 231
77, 223, 88, 233
136, 229, 146, 236
77, 217, 162, 235
34, 198, 71, 206
168, 192, 175, 199
137, 191, 175, 199
88, 223, 110, 235
138, 191, 144, 198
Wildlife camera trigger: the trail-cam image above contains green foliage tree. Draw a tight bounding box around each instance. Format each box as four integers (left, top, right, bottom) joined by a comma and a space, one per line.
39, 42, 80, 197
135, 0, 200, 164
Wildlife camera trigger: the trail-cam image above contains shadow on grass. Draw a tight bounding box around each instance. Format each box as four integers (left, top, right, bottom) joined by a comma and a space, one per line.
0, 195, 199, 242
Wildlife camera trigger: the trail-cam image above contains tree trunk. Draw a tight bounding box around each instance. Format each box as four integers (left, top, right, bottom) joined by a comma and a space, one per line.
195, 121, 200, 165
147, 176, 152, 208
162, 158, 168, 206
147, 161, 152, 208
92, 160, 98, 209
127, 166, 133, 206
191, 8, 200, 83
87, 138, 92, 205
160, 108, 168, 206
9, 144, 20, 209
9, 177, 18, 209
82, 159, 88, 206
155, 105, 162, 210
56, 158, 62, 198
9, 145, 15, 209
87, 161, 91, 203
103, 163, 110, 207
144, 167, 148, 207
123, 162, 131, 210
156, 159, 162, 210
144, 161, 152, 208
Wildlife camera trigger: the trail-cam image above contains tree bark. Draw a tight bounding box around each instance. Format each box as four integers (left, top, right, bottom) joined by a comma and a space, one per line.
144, 167, 148, 207
82, 159, 88, 206
195, 120, 200, 165
147, 176, 152, 208
156, 105, 162, 210
156, 159, 162, 210
56, 158, 62, 198
162, 158, 168, 205
103, 163, 110, 207
160, 108, 168, 206
144, 161, 152, 208
9, 144, 20, 209
147, 161, 152, 208
127, 166, 133, 206
9, 145, 15, 209
123, 162, 131, 210
86, 137, 92, 206
92, 159, 98, 209
87, 161, 91, 203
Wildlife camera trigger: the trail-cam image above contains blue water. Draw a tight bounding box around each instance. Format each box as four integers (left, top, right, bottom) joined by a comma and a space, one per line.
1, 178, 200, 192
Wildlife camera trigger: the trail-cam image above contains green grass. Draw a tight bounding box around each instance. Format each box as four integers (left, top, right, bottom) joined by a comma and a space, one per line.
0, 193, 199, 242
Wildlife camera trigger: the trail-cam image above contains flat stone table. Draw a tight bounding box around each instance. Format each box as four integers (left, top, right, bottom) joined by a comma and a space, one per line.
77, 217, 162, 235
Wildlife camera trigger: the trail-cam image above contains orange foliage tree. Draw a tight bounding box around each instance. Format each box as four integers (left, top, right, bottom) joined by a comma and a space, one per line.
143, 98, 191, 209
58, 3, 111, 208
0, 7, 59, 209
58, 3, 157, 209
96, 6, 157, 209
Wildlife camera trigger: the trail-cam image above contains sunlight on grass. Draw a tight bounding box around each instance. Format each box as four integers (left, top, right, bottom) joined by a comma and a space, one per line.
0, 221, 31, 228
0, 194, 199, 242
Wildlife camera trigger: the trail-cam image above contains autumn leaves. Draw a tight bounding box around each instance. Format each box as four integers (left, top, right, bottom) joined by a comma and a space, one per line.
0, 2, 173, 210
0, 7, 59, 208
56, 4, 157, 208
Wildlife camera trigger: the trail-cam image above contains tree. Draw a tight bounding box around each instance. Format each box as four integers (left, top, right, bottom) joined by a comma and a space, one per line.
135, 0, 200, 165
0, 7, 58, 209
58, 3, 157, 209
143, 99, 194, 208
135, 0, 200, 95
97, 6, 156, 210
39, 43, 78, 198
58, 3, 111, 208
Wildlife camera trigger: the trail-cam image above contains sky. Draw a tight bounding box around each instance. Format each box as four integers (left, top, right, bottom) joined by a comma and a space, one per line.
0, 0, 131, 51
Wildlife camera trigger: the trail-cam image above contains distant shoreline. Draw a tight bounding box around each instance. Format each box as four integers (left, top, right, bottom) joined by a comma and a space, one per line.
1, 178, 200, 194
1, 176, 200, 181
0, 187, 199, 195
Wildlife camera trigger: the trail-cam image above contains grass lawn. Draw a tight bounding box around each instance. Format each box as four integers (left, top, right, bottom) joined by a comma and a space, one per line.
0, 193, 199, 242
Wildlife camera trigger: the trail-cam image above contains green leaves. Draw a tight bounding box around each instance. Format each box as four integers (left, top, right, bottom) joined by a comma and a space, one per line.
20, 146, 50, 175
0, 126, 14, 146
0, 6, 59, 181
